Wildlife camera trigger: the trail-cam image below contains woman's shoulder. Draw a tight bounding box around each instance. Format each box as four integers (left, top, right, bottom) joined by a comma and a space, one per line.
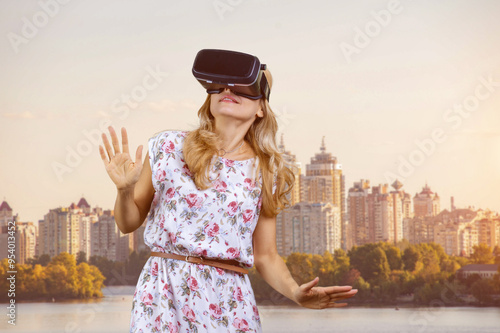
150, 129, 189, 140
148, 129, 190, 154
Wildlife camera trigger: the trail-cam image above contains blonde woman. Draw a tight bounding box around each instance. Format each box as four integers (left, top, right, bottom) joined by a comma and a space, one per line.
99, 50, 357, 332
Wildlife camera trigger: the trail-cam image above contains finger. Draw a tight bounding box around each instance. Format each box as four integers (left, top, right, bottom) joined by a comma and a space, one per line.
301, 277, 319, 292
323, 285, 353, 295
135, 145, 143, 165
326, 302, 348, 308
109, 126, 121, 155
121, 127, 129, 155
99, 145, 109, 166
329, 289, 358, 299
102, 132, 114, 160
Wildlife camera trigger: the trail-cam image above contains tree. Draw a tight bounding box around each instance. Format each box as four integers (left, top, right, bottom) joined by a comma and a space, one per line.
402, 246, 420, 271
471, 278, 493, 304
382, 243, 402, 271
26, 254, 51, 266
76, 251, 87, 265
285, 253, 314, 285
349, 244, 390, 284
470, 244, 495, 264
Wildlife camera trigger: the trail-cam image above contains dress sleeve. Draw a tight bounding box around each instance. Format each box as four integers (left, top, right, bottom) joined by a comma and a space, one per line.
148, 131, 167, 190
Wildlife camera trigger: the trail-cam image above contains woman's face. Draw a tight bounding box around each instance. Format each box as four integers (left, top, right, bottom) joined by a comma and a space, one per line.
209, 88, 264, 125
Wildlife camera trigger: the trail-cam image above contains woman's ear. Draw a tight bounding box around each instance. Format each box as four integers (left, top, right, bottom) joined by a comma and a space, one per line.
256, 108, 264, 118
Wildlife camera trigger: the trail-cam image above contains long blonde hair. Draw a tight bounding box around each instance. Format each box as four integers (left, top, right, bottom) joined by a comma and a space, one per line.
183, 69, 295, 217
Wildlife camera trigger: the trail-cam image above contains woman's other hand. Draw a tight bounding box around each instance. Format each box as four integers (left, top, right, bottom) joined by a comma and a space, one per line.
99, 126, 143, 190
293, 277, 358, 309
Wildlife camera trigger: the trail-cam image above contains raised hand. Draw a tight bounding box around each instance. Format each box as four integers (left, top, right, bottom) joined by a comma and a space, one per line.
293, 277, 358, 309
99, 126, 143, 191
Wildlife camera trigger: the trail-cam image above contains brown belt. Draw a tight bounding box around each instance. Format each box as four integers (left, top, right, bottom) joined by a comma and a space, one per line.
150, 251, 249, 275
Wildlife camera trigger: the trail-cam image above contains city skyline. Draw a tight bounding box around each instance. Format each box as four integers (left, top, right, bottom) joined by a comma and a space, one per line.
1, 0, 500, 223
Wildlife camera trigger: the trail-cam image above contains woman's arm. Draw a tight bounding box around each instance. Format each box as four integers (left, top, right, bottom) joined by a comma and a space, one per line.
113, 150, 154, 234
252, 212, 358, 309
100, 126, 155, 234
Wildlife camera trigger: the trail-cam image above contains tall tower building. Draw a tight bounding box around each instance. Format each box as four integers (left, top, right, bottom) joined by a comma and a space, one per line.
301, 137, 346, 249
16, 222, 37, 264
347, 179, 370, 247
278, 134, 301, 206
413, 183, 440, 217
367, 184, 394, 243
0, 201, 13, 227
389, 179, 409, 244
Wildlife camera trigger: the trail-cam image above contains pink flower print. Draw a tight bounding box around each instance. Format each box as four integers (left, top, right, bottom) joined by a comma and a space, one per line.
162, 140, 175, 154
185, 193, 203, 209
227, 201, 238, 216
187, 276, 199, 291
242, 209, 254, 224
155, 170, 166, 182
182, 304, 196, 322
163, 283, 170, 295
154, 315, 161, 331
233, 287, 244, 301
209, 303, 222, 319
166, 187, 175, 199
168, 232, 177, 244
232, 318, 249, 331
151, 262, 158, 277
224, 159, 235, 168
141, 291, 153, 306
168, 323, 179, 333
182, 163, 193, 177
253, 305, 260, 319
193, 247, 208, 256
226, 247, 240, 259
213, 179, 227, 192
215, 267, 225, 275
244, 178, 255, 190
204, 222, 220, 237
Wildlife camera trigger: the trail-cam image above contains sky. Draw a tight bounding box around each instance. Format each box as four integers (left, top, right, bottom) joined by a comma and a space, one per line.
1, 0, 499, 223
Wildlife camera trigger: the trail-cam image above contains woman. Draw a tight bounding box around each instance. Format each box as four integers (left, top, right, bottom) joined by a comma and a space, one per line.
99, 55, 357, 332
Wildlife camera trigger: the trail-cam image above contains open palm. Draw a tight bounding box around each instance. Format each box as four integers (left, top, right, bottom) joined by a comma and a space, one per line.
99, 126, 143, 190
294, 277, 358, 309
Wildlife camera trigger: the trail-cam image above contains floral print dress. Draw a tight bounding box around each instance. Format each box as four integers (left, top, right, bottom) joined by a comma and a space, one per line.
130, 130, 272, 333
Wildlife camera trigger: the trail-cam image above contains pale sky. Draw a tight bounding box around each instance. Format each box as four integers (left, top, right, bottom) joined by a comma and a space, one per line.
1, 0, 500, 223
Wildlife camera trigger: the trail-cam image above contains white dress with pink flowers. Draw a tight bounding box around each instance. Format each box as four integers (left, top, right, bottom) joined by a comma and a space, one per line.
130, 130, 270, 333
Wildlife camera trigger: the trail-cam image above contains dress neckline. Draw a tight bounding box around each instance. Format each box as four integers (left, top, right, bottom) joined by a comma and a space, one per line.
218, 155, 257, 164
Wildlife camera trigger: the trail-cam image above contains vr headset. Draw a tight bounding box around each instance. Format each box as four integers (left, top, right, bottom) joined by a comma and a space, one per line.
192, 49, 271, 101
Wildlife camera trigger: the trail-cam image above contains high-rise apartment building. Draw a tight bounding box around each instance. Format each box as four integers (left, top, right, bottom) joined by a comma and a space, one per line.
301, 137, 346, 248
0, 201, 13, 227
348, 179, 370, 247
276, 202, 341, 256
15, 221, 37, 264
38, 197, 97, 260
413, 184, 440, 217
278, 134, 301, 206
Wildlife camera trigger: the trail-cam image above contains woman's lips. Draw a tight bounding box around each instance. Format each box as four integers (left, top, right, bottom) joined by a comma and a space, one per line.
219, 95, 238, 103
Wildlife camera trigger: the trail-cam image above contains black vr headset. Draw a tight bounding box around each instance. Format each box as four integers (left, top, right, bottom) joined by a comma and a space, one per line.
192, 49, 271, 102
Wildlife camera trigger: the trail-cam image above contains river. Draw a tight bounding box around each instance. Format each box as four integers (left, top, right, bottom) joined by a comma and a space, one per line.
1, 286, 499, 332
